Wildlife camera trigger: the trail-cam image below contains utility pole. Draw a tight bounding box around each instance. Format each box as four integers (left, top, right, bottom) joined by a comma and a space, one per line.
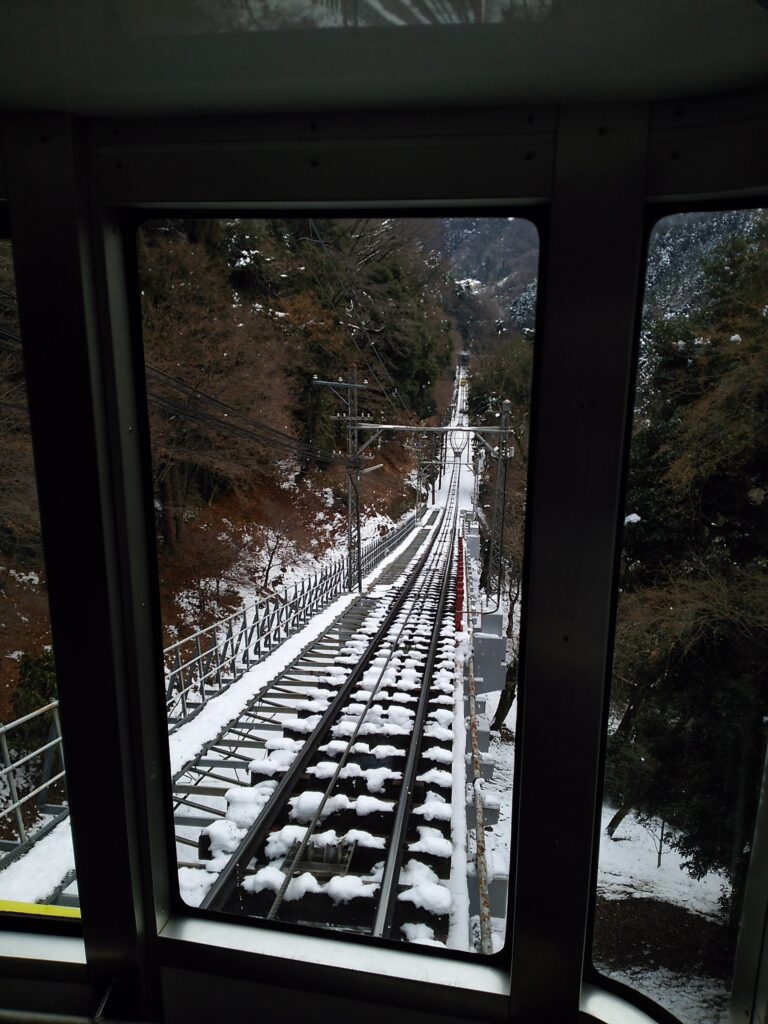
472, 437, 481, 518
313, 369, 370, 592
421, 439, 443, 506
436, 421, 445, 490
487, 399, 512, 608
348, 366, 361, 593
403, 436, 424, 518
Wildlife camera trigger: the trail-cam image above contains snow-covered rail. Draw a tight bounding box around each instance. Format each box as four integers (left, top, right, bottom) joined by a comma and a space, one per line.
174, 465, 465, 947
164, 511, 423, 729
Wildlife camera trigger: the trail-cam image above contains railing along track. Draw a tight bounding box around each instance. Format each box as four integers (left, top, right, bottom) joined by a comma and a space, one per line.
165, 512, 422, 729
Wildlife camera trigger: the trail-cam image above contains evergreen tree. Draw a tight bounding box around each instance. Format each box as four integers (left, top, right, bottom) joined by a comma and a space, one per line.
607, 213, 768, 931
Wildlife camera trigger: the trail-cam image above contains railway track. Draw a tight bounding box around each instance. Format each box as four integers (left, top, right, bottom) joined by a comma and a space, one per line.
175, 458, 466, 947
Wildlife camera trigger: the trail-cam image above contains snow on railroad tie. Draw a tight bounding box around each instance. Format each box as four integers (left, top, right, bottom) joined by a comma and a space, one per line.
244, 867, 380, 906
417, 768, 453, 789
422, 745, 453, 764
224, 784, 277, 827
414, 793, 454, 822
398, 879, 453, 916
401, 922, 443, 947
306, 762, 402, 793
287, 791, 395, 823
424, 723, 453, 743
430, 694, 455, 706
409, 826, 453, 860
199, 820, 248, 871
249, 740, 301, 766
350, 742, 406, 760
430, 708, 455, 729
264, 826, 387, 858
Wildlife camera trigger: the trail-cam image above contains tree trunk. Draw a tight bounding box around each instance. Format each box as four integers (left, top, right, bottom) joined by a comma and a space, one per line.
506, 566, 520, 639
171, 463, 185, 545
611, 677, 654, 744
479, 541, 490, 592
263, 533, 283, 592
606, 799, 632, 839
161, 468, 176, 553
491, 660, 517, 732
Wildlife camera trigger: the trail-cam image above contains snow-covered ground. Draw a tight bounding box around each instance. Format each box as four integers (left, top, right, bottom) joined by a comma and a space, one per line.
478, 687, 730, 1024
173, 499, 407, 631
607, 967, 728, 1024
0, 819, 74, 905
478, 632, 730, 1024
596, 807, 727, 918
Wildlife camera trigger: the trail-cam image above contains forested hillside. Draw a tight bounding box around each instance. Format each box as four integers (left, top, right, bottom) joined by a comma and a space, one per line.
0, 242, 53, 723
605, 212, 768, 932
444, 217, 539, 339
1, 217, 485, 718
138, 217, 459, 637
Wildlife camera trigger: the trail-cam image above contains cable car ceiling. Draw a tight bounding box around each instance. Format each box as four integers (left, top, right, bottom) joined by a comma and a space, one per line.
2, 1, 768, 116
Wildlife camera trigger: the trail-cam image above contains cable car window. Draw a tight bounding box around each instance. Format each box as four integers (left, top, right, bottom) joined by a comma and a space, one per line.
136, 216, 538, 953
0, 239, 78, 920
592, 209, 768, 1023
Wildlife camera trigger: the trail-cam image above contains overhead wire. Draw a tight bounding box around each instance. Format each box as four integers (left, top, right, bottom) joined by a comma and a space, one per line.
145, 364, 336, 460
307, 218, 412, 409
305, 219, 416, 422
147, 389, 340, 465
0, 291, 342, 466
0, 327, 22, 347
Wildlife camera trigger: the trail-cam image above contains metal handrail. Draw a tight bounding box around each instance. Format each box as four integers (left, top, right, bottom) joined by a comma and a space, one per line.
0, 512, 425, 872
164, 511, 422, 728
0, 700, 59, 735
0, 701, 67, 867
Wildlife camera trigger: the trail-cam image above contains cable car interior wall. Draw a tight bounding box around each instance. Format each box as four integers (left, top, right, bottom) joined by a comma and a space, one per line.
1, 3, 768, 1023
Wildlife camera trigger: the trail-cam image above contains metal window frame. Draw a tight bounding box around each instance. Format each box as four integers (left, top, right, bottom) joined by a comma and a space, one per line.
0, 90, 765, 1024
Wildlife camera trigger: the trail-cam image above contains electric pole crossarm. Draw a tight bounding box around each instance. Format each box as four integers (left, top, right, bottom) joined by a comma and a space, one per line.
358, 423, 507, 435
312, 377, 370, 390
476, 435, 499, 457
357, 429, 382, 456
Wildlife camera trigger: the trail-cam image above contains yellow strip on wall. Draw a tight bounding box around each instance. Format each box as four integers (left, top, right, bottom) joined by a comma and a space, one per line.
0, 899, 80, 918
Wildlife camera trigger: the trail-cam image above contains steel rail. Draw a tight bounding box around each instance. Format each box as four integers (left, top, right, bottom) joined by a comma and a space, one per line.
201, 481, 456, 912
373, 463, 461, 938
264, 476, 460, 921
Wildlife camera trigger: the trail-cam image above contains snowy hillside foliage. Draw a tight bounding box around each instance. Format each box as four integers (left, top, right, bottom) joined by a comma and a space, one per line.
643, 209, 762, 319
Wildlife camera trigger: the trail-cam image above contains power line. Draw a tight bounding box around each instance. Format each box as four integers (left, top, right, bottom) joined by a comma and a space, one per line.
308, 219, 413, 415
146, 390, 340, 465
0, 323, 341, 465
0, 327, 23, 347
0, 398, 28, 415
145, 364, 334, 460
304, 219, 415, 423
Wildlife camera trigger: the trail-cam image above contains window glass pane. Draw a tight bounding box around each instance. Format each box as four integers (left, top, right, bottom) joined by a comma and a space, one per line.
137, 217, 537, 952
593, 210, 768, 1021
0, 239, 78, 918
